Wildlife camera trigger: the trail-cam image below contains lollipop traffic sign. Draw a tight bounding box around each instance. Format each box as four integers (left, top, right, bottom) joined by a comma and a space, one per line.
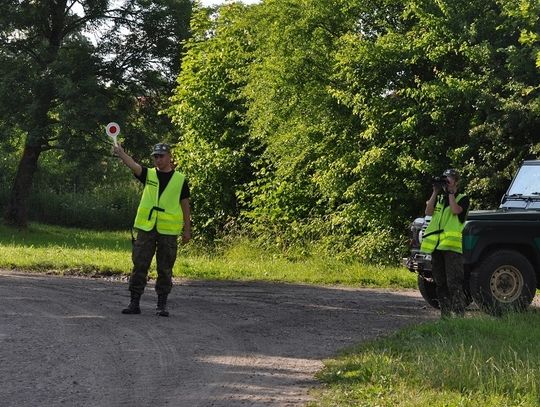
106, 122, 120, 146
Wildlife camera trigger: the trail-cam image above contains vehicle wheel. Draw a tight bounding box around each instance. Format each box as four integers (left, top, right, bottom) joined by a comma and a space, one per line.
470, 250, 537, 315
418, 274, 472, 310
417, 275, 439, 309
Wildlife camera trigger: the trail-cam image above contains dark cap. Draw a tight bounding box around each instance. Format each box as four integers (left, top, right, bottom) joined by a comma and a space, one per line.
151, 143, 171, 156
443, 168, 460, 180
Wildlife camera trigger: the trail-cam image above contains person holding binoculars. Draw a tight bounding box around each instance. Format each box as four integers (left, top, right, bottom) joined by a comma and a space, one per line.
420, 169, 470, 318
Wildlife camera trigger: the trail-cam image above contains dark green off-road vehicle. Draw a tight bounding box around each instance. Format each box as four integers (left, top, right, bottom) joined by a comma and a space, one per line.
404, 160, 540, 315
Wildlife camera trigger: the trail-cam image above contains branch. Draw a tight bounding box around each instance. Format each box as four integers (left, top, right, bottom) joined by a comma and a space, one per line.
62, 9, 135, 37
88, 129, 113, 146
64, 0, 78, 17
2, 38, 42, 63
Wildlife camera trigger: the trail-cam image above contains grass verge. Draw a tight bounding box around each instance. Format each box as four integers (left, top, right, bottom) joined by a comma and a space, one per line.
6, 222, 540, 406
0, 222, 416, 287
312, 312, 540, 406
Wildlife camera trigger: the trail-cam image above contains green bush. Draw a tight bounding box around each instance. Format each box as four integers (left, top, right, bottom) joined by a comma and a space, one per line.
25, 182, 140, 230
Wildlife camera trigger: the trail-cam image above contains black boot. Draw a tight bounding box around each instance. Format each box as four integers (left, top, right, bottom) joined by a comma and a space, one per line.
156, 294, 169, 317
122, 292, 141, 315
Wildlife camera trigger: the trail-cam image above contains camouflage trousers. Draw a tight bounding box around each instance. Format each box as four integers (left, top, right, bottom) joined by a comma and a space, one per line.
129, 228, 178, 296
431, 250, 467, 317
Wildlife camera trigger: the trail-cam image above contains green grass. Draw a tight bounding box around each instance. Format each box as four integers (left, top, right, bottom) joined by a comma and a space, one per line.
0, 222, 416, 287
312, 312, 540, 407
0, 223, 131, 275
5, 222, 540, 406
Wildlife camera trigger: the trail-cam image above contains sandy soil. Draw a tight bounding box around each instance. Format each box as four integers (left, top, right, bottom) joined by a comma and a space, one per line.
0, 270, 438, 406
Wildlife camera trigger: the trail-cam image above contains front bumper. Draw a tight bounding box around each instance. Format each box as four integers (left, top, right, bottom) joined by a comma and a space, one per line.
403, 250, 432, 273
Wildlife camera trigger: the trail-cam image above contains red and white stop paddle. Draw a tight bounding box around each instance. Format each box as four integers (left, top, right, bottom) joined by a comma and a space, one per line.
106, 122, 120, 146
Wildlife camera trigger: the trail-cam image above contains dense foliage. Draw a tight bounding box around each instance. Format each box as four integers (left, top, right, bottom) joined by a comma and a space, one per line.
168, 0, 540, 263
0, 0, 192, 226
1, 0, 538, 264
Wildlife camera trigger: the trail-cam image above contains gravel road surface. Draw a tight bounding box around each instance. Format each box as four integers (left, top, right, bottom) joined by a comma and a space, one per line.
0, 270, 438, 406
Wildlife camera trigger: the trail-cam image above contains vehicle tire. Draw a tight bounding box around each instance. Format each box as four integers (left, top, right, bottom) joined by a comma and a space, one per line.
417, 275, 439, 309
418, 274, 472, 310
470, 250, 537, 315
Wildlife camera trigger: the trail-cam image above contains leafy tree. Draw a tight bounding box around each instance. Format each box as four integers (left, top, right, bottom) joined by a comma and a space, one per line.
0, 0, 191, 227
168, 0, 539, 263
458, 0, 540, 206
331, 0, 539, 214
168, 3, 261, 240
233, 0, 422, 261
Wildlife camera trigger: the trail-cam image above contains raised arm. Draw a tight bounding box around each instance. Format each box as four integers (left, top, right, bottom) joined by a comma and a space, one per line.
113, 144, 142, 177
425, 187, 439, 216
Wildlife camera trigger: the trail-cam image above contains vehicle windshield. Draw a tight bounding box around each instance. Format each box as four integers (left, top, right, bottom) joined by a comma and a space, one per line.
506, 164, 540, 197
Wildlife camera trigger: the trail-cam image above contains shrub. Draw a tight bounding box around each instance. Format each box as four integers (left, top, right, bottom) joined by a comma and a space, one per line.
26, 182, 140, 230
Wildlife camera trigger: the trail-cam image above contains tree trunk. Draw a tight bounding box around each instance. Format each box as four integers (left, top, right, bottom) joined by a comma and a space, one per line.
1, 0, 66, 229
3, 52, 55, 228
3, 145, 42, 228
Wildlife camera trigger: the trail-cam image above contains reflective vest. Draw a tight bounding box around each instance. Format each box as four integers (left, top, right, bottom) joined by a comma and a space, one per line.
133, 168, 185, 235
420, 194, 466, 254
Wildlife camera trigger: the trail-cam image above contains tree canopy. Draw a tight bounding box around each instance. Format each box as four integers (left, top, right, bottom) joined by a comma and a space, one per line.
0, 0, 191, 226
1, 0, 538, 264
169, 0, 540, 262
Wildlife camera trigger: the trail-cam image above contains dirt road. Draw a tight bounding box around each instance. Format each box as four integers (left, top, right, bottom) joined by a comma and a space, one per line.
0, 270, 437, 406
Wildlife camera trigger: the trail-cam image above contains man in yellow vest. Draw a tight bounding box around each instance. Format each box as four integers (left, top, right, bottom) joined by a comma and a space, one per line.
420, 169, 469, 317
113, 142, 191, 317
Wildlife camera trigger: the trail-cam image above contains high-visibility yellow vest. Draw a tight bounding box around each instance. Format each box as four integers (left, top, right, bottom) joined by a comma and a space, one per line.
133, 168, 185, 235
420, 194, 466, 254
